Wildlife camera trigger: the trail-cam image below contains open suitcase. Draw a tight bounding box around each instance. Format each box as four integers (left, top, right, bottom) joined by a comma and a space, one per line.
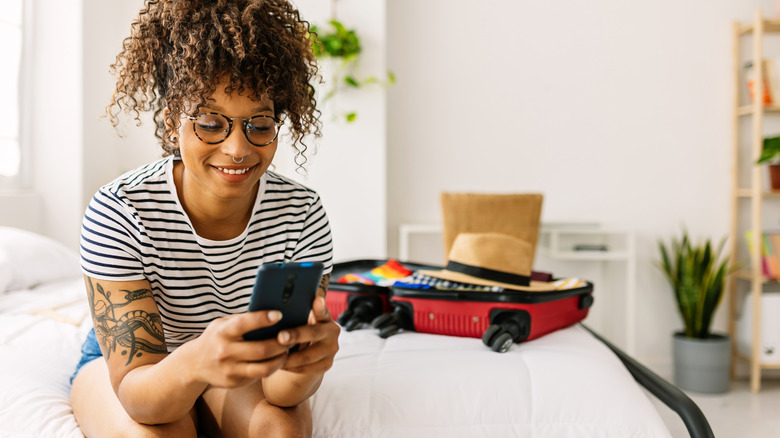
327, 258, 580, 353
372, 282, 594, 352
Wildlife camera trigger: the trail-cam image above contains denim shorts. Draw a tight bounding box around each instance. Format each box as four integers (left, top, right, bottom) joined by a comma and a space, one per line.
70, 328, 103, 384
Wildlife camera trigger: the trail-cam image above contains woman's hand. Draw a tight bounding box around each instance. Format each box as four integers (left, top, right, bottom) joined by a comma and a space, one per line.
187, 311, 292, 388
276, 296, 340, 374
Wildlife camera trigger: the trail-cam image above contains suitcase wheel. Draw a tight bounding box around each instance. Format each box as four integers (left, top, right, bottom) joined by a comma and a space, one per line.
338, 296, 385, 332
482, 324, 502, 346
489, 310, 531, 343
337, 308, 355, 326
482, 310, 531, 353
371, 303, 413, 338
371, 312, 396, 329
491, 332, 514, 353
371, 312, 401, 338
482, 324, 514, 353
379, 324, 400, 338
344, 318, 364, 331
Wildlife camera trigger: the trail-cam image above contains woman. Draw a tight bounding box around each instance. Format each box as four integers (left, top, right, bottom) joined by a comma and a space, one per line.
69, 1, 338, 436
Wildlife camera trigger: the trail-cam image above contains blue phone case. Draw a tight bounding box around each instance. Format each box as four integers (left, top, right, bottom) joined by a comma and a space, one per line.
243, 262, 324, 341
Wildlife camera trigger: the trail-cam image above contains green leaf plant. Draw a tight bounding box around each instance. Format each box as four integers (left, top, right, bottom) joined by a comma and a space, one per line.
310, 19, 396, 123
756, 135, 780, 165
656, 230, 735, 339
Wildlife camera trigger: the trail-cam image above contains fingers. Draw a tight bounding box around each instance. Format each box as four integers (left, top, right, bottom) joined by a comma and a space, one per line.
277, 297, 334, 347
313, 296, 332, 322
219, 310, 283, 340
277, 315, 340, 373
238, 353, 288, 380
221, 336, 288, 363
194, 311, 292, 387
209, 351, 288, 388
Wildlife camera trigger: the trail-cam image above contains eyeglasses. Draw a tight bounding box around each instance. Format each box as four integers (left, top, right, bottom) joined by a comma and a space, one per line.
186, 112, 283, 147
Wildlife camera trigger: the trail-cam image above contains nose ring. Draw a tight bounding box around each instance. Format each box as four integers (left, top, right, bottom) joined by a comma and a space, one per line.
232, 156, 245, 164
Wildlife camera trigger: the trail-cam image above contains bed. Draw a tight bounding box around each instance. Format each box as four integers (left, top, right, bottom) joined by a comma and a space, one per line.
0, 226, 712, 438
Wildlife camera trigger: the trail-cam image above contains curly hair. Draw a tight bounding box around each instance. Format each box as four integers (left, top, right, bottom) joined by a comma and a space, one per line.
108, 0, 321, 169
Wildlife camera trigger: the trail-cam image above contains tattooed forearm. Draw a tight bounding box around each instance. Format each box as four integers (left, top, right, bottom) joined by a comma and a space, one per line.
319, 273, 330, 297
86, 278, 167, 366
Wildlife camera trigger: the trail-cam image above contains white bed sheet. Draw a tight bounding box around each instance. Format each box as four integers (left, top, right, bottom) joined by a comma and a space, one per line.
0, 277, 88, 438
0, 278, 672, 438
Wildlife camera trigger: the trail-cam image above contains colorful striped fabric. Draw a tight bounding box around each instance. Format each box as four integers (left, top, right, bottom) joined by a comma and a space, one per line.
337, 259, 413, 286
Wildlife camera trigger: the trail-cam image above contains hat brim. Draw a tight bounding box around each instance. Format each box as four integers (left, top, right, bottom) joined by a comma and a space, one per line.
417, 269, 558, 292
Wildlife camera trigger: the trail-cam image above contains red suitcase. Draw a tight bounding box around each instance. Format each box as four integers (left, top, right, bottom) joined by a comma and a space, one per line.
373, 281, 594, 353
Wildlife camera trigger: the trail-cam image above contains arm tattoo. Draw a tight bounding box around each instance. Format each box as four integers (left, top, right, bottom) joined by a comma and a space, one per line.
319, 273, 331, 297
86, 278, 167, 366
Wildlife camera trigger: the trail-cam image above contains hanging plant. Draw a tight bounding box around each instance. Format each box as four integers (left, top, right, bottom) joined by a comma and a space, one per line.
310, 19, 395, 123
311, 20, 361, 60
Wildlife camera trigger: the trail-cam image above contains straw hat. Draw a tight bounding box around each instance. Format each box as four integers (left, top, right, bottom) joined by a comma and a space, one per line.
418, 232, 557, 292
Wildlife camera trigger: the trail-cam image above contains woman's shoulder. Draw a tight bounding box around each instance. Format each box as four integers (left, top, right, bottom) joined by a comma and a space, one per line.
87, 156, 176, 217
98, 156, 172, 198
263, 170, 319, 198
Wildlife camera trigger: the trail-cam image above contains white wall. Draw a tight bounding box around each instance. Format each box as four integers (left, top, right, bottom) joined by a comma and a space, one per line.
82, 0, 159, 209
1, 0, 153, 246
276, 0, 388, 262
28, 0, 84, 248
386, 0, 776, 364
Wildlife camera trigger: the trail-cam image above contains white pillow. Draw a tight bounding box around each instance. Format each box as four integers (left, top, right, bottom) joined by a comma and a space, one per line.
0, 227, 81, 293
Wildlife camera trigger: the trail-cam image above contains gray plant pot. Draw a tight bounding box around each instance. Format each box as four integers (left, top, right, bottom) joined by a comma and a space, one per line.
673, 332, 731, 394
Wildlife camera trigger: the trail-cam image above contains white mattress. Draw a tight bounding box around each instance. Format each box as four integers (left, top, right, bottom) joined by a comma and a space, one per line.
0, 278, 672, 438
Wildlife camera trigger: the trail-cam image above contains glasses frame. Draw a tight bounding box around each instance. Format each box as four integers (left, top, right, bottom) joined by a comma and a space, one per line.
186, 112, 283, 147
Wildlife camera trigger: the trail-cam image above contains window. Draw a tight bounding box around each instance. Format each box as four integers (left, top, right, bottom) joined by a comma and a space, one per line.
0, 0, 26, 186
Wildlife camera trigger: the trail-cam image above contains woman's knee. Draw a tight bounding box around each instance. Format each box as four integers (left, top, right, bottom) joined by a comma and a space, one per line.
82, 406, 199, 438
70, 360, 198, 438
121, 412, 199, 438
199, 384, 312, 438
263, 402, 312, 438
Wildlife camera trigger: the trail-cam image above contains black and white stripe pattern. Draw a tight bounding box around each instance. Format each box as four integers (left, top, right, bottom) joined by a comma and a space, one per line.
80, 156, 333, 351
393, 273, 504, 292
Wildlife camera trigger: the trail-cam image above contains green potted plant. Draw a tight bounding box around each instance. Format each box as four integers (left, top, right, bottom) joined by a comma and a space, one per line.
755, 135, 780, 190
310, 19, 395, 123
657, 230, 733, 393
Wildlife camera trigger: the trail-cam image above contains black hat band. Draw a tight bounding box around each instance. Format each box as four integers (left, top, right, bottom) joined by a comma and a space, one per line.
445, 261, 531, 287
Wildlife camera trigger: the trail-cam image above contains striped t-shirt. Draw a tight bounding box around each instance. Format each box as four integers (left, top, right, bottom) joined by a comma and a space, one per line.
80, 156, 333, 351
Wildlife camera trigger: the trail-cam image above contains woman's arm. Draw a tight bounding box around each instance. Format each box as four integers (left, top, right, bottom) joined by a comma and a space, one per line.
262, 273, 341, 407
84, 275, 290, 424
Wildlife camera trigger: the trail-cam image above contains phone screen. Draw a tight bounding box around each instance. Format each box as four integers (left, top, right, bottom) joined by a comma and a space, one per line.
243, 261, 324, 341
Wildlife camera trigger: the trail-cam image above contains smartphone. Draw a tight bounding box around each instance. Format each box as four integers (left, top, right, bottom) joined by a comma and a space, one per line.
243, 261, 324, 341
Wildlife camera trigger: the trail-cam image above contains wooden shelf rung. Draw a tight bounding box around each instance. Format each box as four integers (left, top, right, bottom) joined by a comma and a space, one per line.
734, 352, 780, 370
737, 20, 780, 34
733, 189, 780, 198
765, 20, 780, 33
732, 269, 779, 283
736, 105, 780, 115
